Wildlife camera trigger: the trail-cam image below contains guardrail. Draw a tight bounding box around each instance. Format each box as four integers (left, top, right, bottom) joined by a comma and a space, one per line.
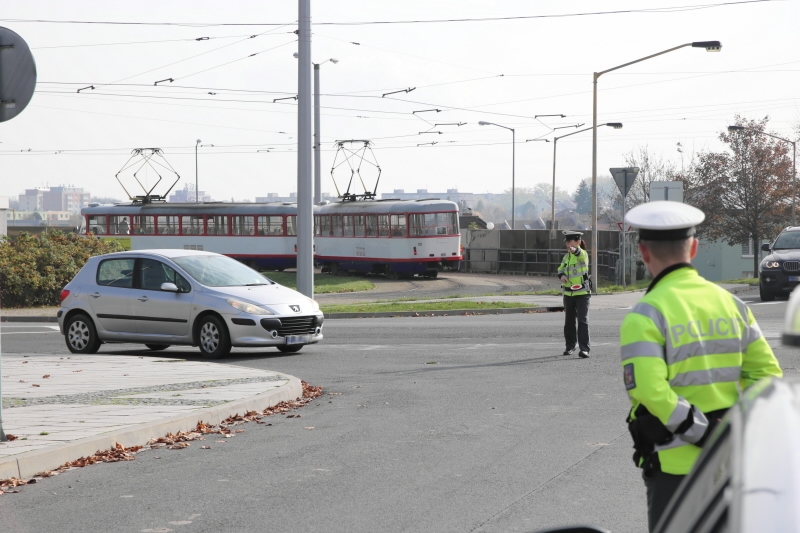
465, 248, 620, 280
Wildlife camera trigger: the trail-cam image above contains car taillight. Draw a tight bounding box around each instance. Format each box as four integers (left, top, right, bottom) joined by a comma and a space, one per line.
60, 289, 70, 303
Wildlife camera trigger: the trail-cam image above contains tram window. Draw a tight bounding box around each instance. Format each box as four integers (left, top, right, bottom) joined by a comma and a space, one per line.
232, 215, 255, 235
157, 215, 179, 235
287, 216, 297, 236
314, 216, 322, 236
207, 215, 229, 235
181, 215, 203, 235
109, 216, 131, 235
342, 216, 355, 237
378, 215, 389, 237
390, 214, 406, 237
87, 215, 107, 235
332, 216, 343, 237
353, 215, 366, 237
322, 216, 332, 236
443, 212, 458, 235
365, 215, 378, 237
257, 216, 283, 236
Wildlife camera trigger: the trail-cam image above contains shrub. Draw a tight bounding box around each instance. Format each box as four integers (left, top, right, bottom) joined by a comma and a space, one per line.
0, 231, 125, 308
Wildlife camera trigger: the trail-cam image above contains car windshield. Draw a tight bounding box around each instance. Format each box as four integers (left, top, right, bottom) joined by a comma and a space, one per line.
772, 231, 800, 250
173, 255, 274, 287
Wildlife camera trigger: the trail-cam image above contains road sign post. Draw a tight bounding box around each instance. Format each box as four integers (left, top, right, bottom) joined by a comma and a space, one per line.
610, 167, 640, 289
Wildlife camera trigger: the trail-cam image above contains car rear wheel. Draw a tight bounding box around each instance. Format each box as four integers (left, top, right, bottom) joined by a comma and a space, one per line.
65, 313, 102, 354
759, 284, 776, 302
198, 316, 231, 359
145, 344, 170, 351
277, 344, 303, 353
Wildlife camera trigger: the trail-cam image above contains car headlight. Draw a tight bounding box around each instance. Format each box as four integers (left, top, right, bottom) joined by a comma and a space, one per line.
307, 297, 320, 312
761, 261, 781, 269
226, 299, 274, 315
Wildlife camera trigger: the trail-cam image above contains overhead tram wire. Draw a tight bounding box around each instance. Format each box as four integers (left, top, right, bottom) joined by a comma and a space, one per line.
31, 32, 294, 49
0, 2, 775, 27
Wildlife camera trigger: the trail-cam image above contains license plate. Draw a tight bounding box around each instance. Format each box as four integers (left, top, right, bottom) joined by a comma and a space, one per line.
286, 335, 309, 345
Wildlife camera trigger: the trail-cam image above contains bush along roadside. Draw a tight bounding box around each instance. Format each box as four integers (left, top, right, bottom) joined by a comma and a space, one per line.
0, 231, 126, 308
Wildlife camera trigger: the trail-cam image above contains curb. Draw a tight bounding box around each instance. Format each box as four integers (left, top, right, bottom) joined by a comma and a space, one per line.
324, 306, 565, 319
0, 375, 303, 480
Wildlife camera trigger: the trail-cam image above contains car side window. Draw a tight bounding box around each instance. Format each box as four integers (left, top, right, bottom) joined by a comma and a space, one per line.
139, 259, 191, 292
97, 258, 135, 288
658, 424, 733, 533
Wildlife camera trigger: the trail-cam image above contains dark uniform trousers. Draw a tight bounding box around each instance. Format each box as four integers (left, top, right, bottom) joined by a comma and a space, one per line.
563, 294, 590, 352
642, 468, 684, 532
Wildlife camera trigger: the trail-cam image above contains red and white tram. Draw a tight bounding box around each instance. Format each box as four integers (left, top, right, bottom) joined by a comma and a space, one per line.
81, 202, 299, 270
314, 199, 462, 278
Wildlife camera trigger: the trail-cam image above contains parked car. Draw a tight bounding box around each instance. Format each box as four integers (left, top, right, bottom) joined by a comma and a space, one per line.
759, 226, 800, 301
57, 249, 323, 358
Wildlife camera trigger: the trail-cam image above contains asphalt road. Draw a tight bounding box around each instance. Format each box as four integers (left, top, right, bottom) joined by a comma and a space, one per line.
2, 288, 799, 533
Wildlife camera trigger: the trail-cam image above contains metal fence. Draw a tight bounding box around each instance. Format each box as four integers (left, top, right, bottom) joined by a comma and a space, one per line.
465, 248, 620, 281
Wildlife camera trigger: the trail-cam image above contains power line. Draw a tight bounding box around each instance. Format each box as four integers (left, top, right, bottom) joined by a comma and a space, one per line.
31, 33, 293, 50
0, 1, 774, 27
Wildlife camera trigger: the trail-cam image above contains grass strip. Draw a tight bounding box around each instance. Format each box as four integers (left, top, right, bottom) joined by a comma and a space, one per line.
320, 300, 536, 314
262, 272, 374, 294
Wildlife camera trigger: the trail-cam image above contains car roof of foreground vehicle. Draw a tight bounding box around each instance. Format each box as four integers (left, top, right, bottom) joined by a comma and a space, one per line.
94, 249, 220, 260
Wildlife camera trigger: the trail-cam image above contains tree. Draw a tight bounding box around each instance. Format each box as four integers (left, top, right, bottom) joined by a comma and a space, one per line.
573, 179, 592, 214
693, 116, 794, 275
623, 145, 678, 207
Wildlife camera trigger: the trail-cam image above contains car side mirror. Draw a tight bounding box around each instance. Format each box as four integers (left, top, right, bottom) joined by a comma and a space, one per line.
761, 243, 771, 252
160, 282, 179, 292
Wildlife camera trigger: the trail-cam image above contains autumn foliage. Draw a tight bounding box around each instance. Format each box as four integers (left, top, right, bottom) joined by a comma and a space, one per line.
0, 231, 125, 308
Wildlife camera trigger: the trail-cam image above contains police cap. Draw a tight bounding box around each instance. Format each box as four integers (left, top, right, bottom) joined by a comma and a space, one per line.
563, 230, 583, 241
624, 201, 705, 241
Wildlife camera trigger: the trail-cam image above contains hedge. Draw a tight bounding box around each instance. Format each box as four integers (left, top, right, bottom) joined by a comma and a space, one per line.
0, 231, 125, 308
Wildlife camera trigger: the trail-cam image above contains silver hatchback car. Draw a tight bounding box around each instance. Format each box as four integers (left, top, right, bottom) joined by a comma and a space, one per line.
57, 249, 324, 358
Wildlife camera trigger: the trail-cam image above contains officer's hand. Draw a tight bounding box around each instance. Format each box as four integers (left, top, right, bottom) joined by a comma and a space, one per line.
560, 275, 568, 283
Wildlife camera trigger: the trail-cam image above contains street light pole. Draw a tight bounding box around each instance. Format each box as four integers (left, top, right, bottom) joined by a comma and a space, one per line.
195, 139, 201, 203
313, 58, 338, 205
728, 125, 797, 227
591, 41, 720, 293
296, 0, 314, 298
551, 123, 622, 237
479, 121, 516, 229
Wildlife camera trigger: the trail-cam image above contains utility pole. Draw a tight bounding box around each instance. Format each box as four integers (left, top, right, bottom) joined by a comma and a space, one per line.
296, 0, 314, 298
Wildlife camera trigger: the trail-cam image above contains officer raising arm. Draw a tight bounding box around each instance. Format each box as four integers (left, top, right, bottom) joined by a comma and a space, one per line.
558, 230, 591, 358
620, 202, 782, 532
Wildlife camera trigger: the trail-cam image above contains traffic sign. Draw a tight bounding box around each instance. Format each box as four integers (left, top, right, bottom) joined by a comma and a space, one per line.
617, 222, 632, 231
610, 167, 640, 198
0, 26, 37, 123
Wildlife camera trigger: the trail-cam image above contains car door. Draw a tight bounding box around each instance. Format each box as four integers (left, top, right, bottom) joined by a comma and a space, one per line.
133, 258, 193, 337
88, 257, 138, 334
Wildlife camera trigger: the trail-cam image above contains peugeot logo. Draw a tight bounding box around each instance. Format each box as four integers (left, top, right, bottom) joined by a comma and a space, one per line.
290, 305, 300, 313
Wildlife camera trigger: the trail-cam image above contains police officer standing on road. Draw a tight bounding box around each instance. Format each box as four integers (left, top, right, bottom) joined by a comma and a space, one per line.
620, 201, 783, 532
558, 230, 591, 358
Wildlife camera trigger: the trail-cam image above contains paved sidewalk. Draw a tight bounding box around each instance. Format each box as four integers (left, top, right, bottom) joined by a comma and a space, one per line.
0, 353, 301, 480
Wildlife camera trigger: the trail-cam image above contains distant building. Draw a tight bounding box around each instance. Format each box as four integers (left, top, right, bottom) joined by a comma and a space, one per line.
254, 192, 337, 203
168, 184, 213, 203
380, 188, 479, 205
18, 186, 91, 214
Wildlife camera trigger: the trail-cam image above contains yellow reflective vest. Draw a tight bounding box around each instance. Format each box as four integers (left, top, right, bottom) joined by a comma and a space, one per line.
558, 247, 590, 297
620, 265, 783, 474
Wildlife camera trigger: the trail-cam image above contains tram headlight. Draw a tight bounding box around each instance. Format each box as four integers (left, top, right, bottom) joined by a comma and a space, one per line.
226, 299, 274, 315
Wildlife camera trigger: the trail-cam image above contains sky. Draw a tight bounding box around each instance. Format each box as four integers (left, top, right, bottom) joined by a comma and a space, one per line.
1, 0, 799, 204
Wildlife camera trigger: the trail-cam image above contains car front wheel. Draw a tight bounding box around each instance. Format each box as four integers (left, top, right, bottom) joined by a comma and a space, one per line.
759, 284, 776, 302
65, 313, 102, 354
197, 316, 231, 359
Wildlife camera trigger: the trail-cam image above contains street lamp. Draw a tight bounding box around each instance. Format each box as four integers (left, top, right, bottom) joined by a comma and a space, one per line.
591, 41, 720, 293
728, 125, 797, 226
295, 53, 339, 205
551, 123, 622, 236
479, 121, 516, 229
195, 139, 201, 203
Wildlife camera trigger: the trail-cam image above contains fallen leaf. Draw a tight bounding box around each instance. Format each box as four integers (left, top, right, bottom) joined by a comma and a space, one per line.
18, 380, 27, 383
303, 427, 315, 430
32, 384, 41, 387
73, 370, 83, 373
22, 361, 28, 364
5, 435, 18, 441
42, 374, 51, 379
201, 446, 211, 449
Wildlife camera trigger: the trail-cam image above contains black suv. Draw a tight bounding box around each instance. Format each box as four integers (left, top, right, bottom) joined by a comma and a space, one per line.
759, 226, 800, 301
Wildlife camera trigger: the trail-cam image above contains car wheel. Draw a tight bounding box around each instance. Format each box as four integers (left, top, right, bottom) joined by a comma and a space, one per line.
65, 313, 102, 354
277, 344, 303, 354
198, 316, 231, 359
759, 284, 776, 302
145, 344, 170, 351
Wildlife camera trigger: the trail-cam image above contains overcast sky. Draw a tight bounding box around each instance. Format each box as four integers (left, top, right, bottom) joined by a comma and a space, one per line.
1, 0, 799, 203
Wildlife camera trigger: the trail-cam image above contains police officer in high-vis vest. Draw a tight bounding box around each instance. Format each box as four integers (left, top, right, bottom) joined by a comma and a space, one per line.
620, 201, 783, 532
558, 230, 591, 358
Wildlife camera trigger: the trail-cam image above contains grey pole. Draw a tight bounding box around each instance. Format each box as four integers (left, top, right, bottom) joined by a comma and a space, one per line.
296, 0, 314, 298
195, 139, 201, 203
621, 169, 627, 289
0, 301, 5, 441
511, 127, 516, 230
313, 63, 321, 205
551, 138, 558, 238
793, 141, 796, 227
